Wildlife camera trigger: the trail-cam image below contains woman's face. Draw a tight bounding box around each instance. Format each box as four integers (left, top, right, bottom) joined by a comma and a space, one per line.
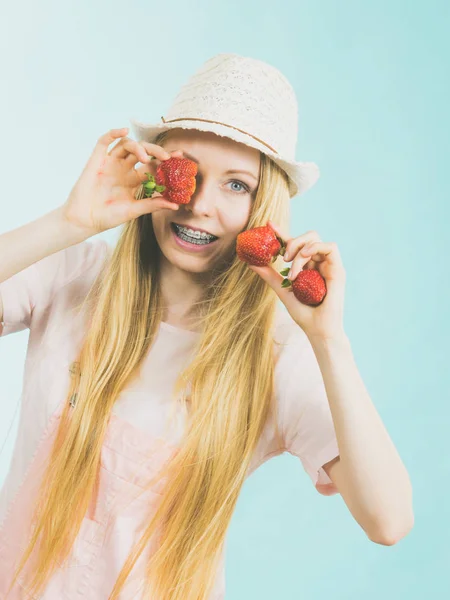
149, 129, 261, 275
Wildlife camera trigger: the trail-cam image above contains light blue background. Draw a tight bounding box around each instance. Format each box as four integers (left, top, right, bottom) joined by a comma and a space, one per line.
0, 1, 448, 598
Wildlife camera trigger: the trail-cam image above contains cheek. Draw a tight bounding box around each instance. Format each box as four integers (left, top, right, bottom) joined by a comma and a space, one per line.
150, 213, 170, 233
149, 214, 159, 237
148, 215, 169, 248
224, 205, 252, 234
238, 202, 253, 230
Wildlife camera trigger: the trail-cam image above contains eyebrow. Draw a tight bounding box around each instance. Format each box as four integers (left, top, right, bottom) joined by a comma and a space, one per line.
167, 150, 259, 183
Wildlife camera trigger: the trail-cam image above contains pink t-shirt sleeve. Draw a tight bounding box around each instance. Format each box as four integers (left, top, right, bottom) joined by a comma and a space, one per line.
0, 238, 109, 337
276, 320, 340, 496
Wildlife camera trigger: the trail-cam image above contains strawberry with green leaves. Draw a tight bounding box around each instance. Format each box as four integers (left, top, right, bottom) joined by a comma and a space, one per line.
237, 220, 348, 341
279, 267, 327, 306
236, 222, 327, 306
142, 156, 198, 204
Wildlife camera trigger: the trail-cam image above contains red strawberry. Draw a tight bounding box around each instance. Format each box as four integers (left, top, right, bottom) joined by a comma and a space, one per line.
143, 156, 198, 204
236, 224, 286, 266
281, 268, 327, 306
237, 222, 327, 307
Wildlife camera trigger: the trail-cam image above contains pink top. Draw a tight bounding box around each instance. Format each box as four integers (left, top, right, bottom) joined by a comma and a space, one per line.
0, 238, 339, 598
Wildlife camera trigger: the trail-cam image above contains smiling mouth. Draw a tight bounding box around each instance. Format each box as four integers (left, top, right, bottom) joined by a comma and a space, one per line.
171, 222, 219, 240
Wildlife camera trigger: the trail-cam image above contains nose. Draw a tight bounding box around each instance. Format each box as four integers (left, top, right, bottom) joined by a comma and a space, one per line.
184, 174, 217, 215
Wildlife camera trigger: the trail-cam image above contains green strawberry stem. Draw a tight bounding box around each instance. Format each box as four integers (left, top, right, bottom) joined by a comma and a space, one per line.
270, 235, 287, 264
279, 267, 292, 288
142, 173, 166, 198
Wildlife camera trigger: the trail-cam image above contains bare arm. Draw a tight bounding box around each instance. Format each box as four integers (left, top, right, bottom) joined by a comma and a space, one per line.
0, 206, 92, 323
309, 333, 414, 545
0, 127, 182, 325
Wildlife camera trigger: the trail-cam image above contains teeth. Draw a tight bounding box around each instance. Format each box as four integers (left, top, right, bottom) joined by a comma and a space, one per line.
177, 225, 215, 239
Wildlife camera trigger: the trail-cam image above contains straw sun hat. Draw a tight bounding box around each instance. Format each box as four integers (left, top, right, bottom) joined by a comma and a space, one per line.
130, 52, 320, 199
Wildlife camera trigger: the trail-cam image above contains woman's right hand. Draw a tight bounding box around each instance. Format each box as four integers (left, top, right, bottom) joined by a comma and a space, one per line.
60, 127, 182, 237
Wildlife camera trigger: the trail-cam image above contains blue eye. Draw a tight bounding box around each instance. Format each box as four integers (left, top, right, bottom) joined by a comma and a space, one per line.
228, 180, 250, 194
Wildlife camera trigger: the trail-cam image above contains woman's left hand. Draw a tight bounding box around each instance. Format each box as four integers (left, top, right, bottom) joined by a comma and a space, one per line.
247, 221, 347, 341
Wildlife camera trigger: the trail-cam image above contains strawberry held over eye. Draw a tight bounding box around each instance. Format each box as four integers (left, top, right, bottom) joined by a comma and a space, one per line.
142, 156, 198, 204
236, 224, 286, 267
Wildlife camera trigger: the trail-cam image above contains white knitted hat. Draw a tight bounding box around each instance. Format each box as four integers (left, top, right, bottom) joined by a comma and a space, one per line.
129, 53, 320, 199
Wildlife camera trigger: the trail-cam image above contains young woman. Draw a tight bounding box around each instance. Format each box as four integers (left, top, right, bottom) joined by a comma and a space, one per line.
0, 53, 413, 599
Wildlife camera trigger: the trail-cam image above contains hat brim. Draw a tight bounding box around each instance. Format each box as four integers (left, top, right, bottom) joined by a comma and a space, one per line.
129, 118, 320, 199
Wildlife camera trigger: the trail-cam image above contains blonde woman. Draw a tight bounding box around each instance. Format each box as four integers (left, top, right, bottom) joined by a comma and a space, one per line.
0, 53, 413, 599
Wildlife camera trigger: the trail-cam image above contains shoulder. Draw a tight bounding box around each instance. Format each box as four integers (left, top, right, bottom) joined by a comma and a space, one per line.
41, 237, 111, 295
54, 237, 111, 282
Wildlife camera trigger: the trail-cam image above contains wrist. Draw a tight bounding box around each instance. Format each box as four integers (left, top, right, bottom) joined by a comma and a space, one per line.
306, 330, 351, 349
53, 206, 96, 244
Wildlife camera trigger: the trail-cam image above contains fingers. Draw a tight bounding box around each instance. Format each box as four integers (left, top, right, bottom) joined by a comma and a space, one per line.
283, 230, 322, 262
165, 149, 184, 158
300, 241, 341, 263
120, 141, 153, 165
133, 162, 155, 183
129, 196, 180, 219
96, 128, 129, 149
97, 128, 172, 172
137, 142, 172, 162
138, 146, 185, 169
141, 145, 184, 159
129, 148, 186, 191
286, 243, 323, 281
126, 146, 183, 168
110, 138, 168, 163
92, 128, 175, 167
303, 259, 316, 270
268, 221, 319, 262
267, 220, 289, 242
90, 128, 129, 163
268, 221, 344, 281
287, 241, 342, 281
307, 242, 344, 270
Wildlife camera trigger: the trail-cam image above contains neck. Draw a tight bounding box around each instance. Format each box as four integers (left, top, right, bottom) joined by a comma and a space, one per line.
159, 257, 208, 329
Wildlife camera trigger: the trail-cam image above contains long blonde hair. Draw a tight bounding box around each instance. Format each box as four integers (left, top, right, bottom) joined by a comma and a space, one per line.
8, 130, 292, 599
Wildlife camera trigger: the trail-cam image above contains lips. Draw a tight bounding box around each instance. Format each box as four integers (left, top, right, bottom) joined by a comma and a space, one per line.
172, 222, 219, 238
